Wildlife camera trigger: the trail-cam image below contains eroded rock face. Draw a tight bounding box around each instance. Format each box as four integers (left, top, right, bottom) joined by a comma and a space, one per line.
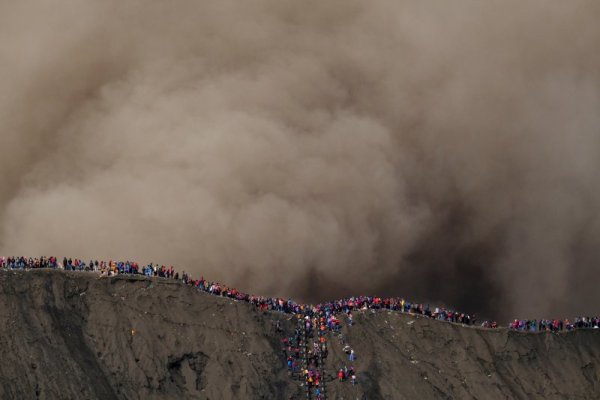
0, 270, 292, 400
0, 270, 598, 400
328, 312, 600, 400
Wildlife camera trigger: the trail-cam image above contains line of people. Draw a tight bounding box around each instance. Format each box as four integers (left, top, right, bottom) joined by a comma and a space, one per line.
0, 256, 179, 279
1, 255, 598, 335
280, 316, 327, 399
509, 317, 600, 332
303, 315, 327, 399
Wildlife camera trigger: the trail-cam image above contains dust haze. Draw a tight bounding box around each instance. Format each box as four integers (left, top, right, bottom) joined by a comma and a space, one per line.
1, 1, 599, 320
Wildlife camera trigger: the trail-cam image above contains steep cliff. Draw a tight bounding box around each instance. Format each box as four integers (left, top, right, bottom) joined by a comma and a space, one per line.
0, 270, 598, 399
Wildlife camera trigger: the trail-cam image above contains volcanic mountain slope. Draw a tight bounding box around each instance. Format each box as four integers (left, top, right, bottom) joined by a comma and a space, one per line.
0, 270, 598, 400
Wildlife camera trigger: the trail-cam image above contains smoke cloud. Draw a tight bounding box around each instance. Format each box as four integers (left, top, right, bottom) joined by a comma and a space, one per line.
1, 1, 599, 320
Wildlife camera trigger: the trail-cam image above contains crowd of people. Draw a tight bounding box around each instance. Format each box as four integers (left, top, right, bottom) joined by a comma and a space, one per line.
0, 256, 178, 278
0, 256, 597, 334
281, 315, 328, 398
509, 317, 600, 332
337, 365, 356, 385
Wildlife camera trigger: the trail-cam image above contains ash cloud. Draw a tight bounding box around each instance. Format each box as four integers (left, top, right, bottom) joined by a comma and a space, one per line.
1, 1, 599, 320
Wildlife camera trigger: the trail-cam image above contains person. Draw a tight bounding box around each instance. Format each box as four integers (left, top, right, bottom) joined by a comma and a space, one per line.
351, 374, 357, 385
349, 349, 356, 361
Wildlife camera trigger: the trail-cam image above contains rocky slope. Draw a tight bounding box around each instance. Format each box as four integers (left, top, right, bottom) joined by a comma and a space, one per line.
0, 270, 598, 399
